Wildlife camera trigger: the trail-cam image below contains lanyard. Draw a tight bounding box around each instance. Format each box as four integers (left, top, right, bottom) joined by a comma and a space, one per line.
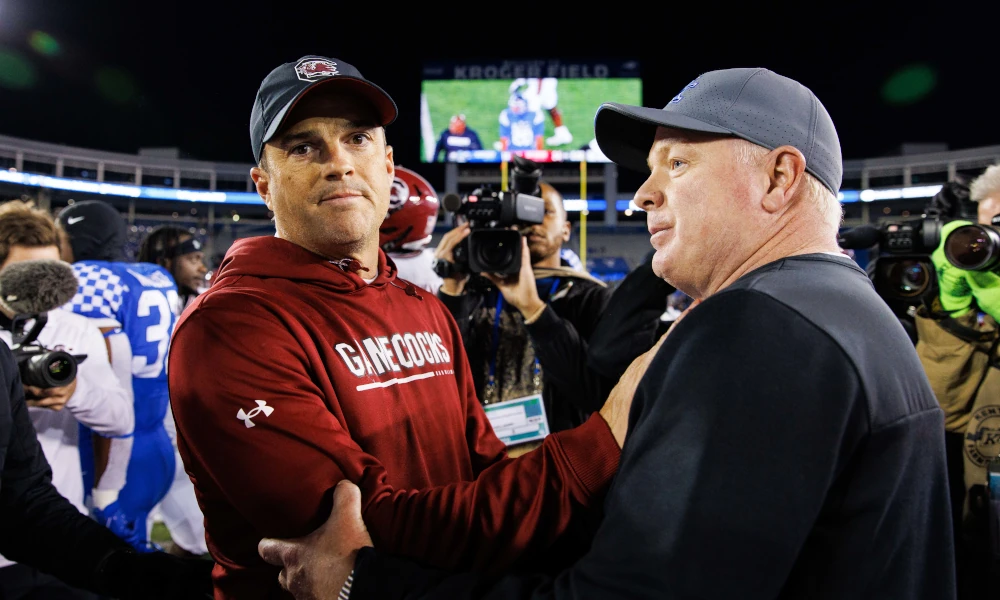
487, 278, 561, 395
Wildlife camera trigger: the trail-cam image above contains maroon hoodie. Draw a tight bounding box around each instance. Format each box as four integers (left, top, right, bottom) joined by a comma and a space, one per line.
167, 236, 620, 599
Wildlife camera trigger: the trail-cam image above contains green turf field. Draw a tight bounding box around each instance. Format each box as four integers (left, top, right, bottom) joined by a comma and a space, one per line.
151, 520, 172, 545
151, 520, 212, 558
420, 78, 641, 162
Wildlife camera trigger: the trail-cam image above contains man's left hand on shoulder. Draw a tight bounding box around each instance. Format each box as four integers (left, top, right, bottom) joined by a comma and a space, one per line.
484, 237, 545, 318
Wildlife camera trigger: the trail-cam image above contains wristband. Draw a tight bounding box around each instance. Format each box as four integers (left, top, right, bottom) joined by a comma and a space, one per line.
338, 569, 355, 600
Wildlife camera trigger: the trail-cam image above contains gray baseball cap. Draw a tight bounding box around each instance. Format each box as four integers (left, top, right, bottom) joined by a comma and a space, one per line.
594, 67, 842, 194
250, 56, 397, 164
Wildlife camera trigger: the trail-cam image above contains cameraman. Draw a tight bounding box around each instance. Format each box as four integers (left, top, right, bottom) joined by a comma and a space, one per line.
434, 179, 614, 455
913, 166, 1000, 597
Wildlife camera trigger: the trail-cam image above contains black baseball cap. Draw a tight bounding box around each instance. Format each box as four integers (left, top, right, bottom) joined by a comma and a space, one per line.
56, 200, 128, 262
594, 67, 842, 194
249, 56, 398, 163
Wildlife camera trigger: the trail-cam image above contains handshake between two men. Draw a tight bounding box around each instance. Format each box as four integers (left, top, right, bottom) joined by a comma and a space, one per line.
256, 301, 700, 599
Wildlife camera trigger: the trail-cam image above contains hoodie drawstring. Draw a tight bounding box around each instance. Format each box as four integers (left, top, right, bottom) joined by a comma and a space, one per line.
389, 280, 423, 300
331, 258, 370, 274
330, 257, 420, 300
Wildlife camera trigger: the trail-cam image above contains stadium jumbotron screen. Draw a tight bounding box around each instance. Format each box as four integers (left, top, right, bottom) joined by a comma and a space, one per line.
420, 59, 641, 164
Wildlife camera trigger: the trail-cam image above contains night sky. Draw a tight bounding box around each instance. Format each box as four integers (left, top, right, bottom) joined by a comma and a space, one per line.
0, 0, 994, 193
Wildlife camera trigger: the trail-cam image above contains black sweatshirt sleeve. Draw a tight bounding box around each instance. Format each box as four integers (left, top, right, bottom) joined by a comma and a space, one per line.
350, 291, 868, 599
586, 256, 675, 382
0, 341, 132, 592
527, 282, 615, 412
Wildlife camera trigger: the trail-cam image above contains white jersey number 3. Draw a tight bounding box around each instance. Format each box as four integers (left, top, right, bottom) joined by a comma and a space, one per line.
132, 288, 178, 378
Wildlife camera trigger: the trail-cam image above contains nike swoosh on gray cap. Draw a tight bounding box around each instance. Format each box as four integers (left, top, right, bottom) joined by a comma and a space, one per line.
594, 67, 842, 194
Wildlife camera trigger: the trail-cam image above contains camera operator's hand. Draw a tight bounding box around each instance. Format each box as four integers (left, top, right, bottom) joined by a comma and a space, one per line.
484, 237, 545, 318
95, 547, 215, 600
24, 379, 77, 411
435, 223, 472, 294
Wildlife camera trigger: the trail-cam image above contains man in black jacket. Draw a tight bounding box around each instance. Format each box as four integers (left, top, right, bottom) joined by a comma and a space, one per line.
0, 339, 213, 599
257, 67, 957, 600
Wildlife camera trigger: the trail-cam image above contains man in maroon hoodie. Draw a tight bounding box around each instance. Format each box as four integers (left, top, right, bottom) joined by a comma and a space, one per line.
166, 55, 629, 599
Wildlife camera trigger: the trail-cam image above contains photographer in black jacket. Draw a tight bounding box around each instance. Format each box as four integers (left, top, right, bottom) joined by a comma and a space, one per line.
0, 339, 213, 599
434, 162, 613, 456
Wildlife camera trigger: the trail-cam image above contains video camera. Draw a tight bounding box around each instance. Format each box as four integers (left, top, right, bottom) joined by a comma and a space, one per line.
836, 210, 943, 347
433, 155, 546, 277
837, 208, 944, 319
837, 178, 987, 315
839, 209, 1000, 326
9, 312, 86, 388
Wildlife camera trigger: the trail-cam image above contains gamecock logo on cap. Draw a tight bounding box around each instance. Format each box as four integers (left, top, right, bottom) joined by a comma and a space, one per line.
295, 58, 340, 82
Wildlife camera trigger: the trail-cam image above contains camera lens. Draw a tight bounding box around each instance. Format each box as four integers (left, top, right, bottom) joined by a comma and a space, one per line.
887, 259, 932, 298
468, 230, 521, 275
901, 263, 927, 292
21, 351, 78, 388
944, 224, 1000, 271
478, 240, 515, 270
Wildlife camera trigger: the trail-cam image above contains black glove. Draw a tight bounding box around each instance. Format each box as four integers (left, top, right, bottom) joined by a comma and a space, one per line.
94, 548, 214, 599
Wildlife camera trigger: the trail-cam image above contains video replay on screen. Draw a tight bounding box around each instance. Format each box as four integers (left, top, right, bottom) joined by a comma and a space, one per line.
420, 59, 641, 164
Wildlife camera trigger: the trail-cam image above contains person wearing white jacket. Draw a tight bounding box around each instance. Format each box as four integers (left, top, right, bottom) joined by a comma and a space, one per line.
0, 307, 135, 516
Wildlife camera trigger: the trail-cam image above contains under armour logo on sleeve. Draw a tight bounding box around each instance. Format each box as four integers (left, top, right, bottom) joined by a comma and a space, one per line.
237, 400, 274, 428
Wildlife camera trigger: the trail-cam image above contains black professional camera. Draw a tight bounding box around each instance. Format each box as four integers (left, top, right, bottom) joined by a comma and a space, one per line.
870, 210, 944, 307
942, 216, 1000, 273
848, 178, 980, 311
433, 155, 546, 277
9, 313, 86, 388
838, 208, 944, 317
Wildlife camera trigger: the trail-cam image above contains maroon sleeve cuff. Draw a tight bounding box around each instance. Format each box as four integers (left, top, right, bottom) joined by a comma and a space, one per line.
551, 413, 621, 497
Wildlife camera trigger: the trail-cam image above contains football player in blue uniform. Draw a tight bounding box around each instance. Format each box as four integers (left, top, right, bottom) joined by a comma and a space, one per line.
57, 200, 179, 553
498, 92, 545, 152
509, 77, 574, 147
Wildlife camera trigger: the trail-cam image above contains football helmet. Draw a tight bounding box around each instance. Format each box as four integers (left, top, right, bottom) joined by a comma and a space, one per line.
380, 166, 439, 253
508, 92, 528, 115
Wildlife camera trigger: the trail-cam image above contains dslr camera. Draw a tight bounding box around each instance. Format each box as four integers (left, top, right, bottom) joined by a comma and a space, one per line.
942, 215, 1000, 274
9, 312, 85, 388
433, 155, 546, 277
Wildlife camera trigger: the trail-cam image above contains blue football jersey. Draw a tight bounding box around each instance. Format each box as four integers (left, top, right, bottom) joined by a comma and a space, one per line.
499, 108, 544, 151
66, 261, 179, 430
